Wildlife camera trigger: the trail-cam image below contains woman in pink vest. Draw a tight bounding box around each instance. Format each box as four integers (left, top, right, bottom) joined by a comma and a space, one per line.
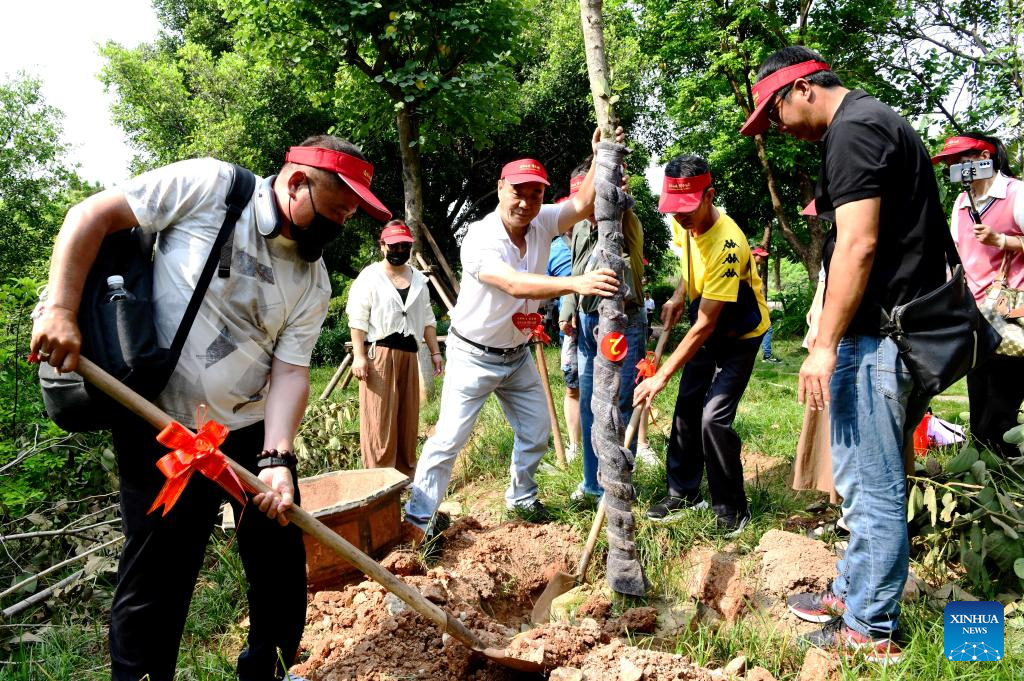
933, 133, 1024, 456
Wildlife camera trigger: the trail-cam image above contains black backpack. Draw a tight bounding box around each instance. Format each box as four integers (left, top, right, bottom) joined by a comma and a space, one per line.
39, 164, 256, 432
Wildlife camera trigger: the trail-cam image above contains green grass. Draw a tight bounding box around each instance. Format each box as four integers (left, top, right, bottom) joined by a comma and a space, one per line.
8, 337, 1009, 680
5, 533, 249, 680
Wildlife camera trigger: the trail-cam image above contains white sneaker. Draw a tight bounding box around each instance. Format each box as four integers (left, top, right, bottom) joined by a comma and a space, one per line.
636, 443, 659, 467
570, 483, 602, 503
565, 443, 579, 465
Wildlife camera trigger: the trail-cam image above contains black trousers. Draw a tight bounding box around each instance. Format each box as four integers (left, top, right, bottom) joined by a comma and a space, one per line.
968, 353, 1024, 458
109, 417, 306, 681
665, 335, 761, 517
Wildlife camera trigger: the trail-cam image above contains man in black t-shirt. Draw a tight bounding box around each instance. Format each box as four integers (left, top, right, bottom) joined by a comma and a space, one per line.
741, 46, 943, 664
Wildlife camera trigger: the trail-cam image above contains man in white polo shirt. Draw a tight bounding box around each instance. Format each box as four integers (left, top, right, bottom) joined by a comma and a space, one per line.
405, 129, 623, 546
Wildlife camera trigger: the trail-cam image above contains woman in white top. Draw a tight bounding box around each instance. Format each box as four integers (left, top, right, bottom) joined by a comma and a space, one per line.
346, 220, 443, 475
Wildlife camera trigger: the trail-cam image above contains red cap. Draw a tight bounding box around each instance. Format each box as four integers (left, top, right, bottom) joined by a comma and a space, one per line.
930, 136, 996, 165
568, 174, 586, 196
658, 172, 712, 213
751, 246, 769, 257
285, 146, 392, 221
555, 173, 588, 204
500, 158, 550, 186
380, 222, 414, 244
739, 60, 831, 136
801, 200, 817, 217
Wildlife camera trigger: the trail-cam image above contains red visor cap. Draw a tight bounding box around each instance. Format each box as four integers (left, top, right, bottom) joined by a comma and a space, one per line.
501, 158, 550, 186
739, 60, 830, 136
930, 136, 996, 165
751, 247, 769, 257
801, 199, 817, 217
555, 173, 588, 204
380, 222, 414, 244
568, 174, 586, 196
285, 146, 392, 222
658, 172, 712, 213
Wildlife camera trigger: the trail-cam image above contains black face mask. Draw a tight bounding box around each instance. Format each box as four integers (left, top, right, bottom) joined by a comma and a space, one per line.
290, 181, 343, 262
385, 249, 411, 266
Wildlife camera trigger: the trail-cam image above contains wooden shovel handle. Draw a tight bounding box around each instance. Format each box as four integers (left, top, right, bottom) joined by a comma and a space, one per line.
575, 328, 672, 578
534, 342, 567, 468
74, 356, 490, 654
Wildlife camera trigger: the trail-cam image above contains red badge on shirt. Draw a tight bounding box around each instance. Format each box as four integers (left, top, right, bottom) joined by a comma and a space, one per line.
512, 312, 542, 333
599, 332, 628, 362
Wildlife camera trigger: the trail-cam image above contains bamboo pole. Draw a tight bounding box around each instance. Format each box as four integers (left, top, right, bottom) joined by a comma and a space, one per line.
419, 225, 460, 295
415, 252, 456, 312
319, 352, 353, 400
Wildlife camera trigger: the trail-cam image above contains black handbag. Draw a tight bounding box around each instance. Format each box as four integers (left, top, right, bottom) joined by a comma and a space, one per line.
39, 164, 256, 431
881, 234, 1001, 395
685, 231, 763, 341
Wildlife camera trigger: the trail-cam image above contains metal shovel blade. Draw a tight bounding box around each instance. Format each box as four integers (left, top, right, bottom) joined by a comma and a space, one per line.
530, 569, 580, 624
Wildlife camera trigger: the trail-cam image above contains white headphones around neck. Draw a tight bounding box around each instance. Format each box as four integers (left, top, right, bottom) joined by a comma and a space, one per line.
254, 174, 284, 238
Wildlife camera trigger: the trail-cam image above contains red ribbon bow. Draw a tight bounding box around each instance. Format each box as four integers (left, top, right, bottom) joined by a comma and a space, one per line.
148, 417, 246, 516
529, 324, 551, 344
635, 351, 658, 384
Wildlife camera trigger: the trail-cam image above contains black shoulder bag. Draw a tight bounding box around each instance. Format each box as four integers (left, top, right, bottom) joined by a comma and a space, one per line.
880, 230, 1001, 396
39, 165, 256, 432
686, 231, 763, 342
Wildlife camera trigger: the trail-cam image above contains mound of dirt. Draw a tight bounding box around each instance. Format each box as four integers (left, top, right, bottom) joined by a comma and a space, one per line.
510, 623, 715, 680
680, 548, 756, 621
755, 530, 836, 601
293, 517, 725, 680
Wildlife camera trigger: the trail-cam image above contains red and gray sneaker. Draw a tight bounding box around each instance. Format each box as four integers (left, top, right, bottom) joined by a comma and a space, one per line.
802, 616, 903, 665
787, 582, 846, 623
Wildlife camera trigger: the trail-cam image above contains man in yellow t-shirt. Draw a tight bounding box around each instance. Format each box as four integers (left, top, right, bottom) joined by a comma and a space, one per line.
634, 154, 769, 536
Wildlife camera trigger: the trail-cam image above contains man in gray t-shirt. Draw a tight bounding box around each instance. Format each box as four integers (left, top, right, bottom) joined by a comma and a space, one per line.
31, 135, 391, 681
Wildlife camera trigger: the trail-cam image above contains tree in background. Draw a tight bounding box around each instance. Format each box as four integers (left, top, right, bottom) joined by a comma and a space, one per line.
0, 75, 88, 280
883, 0, 1023, 166
98, 0, 672, 286
225, 0, 524, 287
637, 0, 946, 280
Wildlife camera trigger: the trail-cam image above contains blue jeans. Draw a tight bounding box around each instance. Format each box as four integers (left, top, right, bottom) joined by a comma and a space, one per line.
829, 335, 929, 638
404, 334, 549, 530
577, 308, 648, 495
760, 323, 774, 358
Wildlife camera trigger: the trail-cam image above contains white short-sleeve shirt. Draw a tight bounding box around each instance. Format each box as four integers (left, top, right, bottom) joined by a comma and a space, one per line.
121, 158, 331, 429
449, 204, 562, 348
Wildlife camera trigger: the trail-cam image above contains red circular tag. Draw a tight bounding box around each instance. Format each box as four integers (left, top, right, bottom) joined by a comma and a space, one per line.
599, 332, 628, 362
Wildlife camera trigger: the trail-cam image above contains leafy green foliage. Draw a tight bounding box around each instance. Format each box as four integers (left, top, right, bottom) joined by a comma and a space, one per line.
0, 75, 89, 280
294, 398, 361, 476
312, 295, 353, 366
771, 278, 814, 339
908, 440, 1024, 597
884, 0, 1024, 161
98, 0, 671, 282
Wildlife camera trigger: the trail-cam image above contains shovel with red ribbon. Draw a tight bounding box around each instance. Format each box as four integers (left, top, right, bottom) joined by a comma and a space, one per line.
30, 354, 543, 673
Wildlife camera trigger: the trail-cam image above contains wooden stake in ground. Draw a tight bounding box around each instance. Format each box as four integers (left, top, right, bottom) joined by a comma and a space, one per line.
579, 0, 646, 596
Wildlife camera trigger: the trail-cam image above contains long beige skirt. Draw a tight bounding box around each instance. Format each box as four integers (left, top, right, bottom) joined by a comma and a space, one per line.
791, 405, 918, 505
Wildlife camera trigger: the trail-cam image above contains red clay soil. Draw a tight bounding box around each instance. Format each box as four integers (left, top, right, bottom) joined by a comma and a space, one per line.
291, 517, 715, 680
